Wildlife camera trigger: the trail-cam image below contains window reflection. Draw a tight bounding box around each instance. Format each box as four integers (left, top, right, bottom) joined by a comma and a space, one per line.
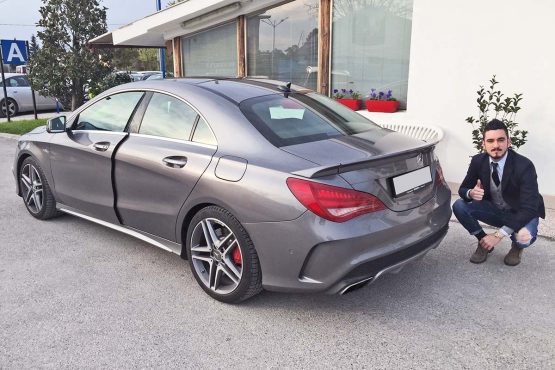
331, 0, 413, 108
247, 1, 319, 90
139, 93, 197, 140
182, 22, 237, 76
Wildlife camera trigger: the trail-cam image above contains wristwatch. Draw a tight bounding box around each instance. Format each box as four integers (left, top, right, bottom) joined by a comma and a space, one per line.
494, 230, 504, 239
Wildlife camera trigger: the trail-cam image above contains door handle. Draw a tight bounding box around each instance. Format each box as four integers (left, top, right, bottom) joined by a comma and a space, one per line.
93, 142, 110, 152
163, 156, 188, 168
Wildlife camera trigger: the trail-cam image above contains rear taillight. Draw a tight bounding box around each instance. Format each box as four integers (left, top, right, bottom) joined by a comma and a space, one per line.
435, 162, 445, 185
286, 178, 386, 222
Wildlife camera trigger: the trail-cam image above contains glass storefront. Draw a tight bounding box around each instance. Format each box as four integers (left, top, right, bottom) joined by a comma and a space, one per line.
246, 1, 319, 90
331, 0, 413, 108
177, 1, 414, 108
182, 22, 237, 76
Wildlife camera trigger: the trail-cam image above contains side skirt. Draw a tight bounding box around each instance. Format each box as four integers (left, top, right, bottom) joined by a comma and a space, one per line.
58, 204, 182, 255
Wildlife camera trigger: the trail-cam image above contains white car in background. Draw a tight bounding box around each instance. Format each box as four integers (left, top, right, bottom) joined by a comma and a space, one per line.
0, 73, 59, 117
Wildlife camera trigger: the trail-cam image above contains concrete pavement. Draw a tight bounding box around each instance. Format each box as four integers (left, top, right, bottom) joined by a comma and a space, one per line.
0, 136, 554, 369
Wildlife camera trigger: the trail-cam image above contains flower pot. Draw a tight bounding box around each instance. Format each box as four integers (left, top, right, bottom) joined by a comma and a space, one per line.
335, 98, 363, 110
365, 100, 400, 113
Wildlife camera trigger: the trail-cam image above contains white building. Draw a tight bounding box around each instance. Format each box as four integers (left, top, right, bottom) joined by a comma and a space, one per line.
91, 0, 555, 206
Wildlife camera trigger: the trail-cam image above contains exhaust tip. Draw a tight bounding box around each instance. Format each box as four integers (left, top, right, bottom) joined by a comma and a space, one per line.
339, 277, 373, 295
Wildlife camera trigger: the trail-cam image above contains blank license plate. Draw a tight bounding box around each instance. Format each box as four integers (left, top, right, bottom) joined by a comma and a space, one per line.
391, 166, 432, 197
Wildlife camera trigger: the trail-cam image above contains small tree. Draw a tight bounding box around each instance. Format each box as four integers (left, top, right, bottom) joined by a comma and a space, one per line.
29, 35, 40, 56
28, 0, 110, 110
466, 75, 527, 152
88, 72, 132, 98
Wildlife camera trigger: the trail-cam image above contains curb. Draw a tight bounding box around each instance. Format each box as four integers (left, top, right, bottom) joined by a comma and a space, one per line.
0, 133, 20, 140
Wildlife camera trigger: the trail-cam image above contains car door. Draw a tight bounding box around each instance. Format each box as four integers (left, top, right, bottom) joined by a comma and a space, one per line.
114, 92, 217, 241
6, 76, 33, 111
49, 91, 145, 224
24, 77, 56, 110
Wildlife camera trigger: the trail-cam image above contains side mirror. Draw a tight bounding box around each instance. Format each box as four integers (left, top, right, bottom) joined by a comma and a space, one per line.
46, 116, 66, 133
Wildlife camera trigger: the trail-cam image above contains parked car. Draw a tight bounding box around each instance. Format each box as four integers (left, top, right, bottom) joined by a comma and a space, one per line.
0, 73, 59, 117
144, 73, 163, 80
129, 71, 162, 81
12, 78, 452, 303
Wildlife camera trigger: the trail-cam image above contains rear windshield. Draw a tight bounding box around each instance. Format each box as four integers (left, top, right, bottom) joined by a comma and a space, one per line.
239, 93, 380, 147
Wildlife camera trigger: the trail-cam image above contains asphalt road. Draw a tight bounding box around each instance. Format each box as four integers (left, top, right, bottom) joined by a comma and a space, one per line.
1, 136, 554, 369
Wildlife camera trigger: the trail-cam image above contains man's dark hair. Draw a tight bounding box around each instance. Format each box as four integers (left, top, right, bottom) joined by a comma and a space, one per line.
483, 119, 509, 139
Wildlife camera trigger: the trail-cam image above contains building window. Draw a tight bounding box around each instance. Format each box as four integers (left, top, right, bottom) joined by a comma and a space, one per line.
246, 1, 319, 90
331, 0, 413, 108
182, 22, 237, 76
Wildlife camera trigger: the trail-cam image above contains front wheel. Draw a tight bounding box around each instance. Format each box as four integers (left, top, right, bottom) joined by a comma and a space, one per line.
19, 157, 59, 219
186, 206, 262, 303
0, 98, 19, 117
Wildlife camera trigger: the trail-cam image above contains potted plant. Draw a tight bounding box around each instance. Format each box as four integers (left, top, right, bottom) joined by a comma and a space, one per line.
333, 88, 363, 110
365, 89, 400, 113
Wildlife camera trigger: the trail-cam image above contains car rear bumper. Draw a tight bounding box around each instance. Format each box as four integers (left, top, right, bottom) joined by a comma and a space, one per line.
244, 190, 452, 294
326, 224, 448, 294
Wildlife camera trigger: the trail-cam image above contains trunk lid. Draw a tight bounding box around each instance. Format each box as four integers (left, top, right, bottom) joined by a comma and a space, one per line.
283, 129, 438, 212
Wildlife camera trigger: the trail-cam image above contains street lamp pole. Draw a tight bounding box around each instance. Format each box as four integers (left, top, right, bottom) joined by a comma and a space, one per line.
261, 17, 288, 77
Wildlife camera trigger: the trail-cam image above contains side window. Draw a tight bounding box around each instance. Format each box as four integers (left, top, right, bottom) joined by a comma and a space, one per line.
139, 93, 197, 141
7, 78, 18, 87
74, 92, 143, 132
192, 118, 217, 145
14, 76, 30, 87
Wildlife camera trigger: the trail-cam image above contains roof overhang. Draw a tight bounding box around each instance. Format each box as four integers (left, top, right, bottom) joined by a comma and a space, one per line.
89, 0, 288, 49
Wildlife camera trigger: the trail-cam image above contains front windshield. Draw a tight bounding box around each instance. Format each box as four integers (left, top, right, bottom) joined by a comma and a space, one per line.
239, 92, 380, 147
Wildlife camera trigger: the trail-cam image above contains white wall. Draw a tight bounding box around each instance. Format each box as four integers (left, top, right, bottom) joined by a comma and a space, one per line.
390, 0, 555, 197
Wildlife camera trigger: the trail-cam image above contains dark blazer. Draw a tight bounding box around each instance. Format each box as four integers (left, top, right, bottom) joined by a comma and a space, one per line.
459, 149, 545, 231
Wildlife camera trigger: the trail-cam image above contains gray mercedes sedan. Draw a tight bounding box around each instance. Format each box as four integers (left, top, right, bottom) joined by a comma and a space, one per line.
13, 78, 452, 303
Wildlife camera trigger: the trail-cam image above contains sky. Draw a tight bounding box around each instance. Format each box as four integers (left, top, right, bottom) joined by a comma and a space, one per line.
0, 0, 173, 42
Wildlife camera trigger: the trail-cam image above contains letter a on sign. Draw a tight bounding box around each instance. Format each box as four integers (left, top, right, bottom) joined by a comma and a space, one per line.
1, 40, 28, 65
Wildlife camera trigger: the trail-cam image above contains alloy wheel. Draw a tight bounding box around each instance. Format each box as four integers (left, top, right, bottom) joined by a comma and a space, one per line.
190, 218, 243, 294
20, 163, 44, 214
1, 100, 16, 116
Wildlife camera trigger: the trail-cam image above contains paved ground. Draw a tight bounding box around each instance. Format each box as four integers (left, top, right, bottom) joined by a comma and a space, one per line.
1, 137, 554, 369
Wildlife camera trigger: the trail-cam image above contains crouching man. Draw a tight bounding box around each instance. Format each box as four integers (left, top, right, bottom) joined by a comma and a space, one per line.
452, 119, 545, 265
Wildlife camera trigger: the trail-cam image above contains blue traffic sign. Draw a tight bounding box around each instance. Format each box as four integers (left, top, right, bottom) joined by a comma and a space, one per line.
1, 40, 28, 65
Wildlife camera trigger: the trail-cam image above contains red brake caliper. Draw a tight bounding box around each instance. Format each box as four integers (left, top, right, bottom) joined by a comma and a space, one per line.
232, 247, 242, 265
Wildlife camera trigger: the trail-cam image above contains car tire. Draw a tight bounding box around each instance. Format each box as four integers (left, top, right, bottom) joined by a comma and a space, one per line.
0, 98, 18, 117
19, 157, 59, 220
186, 206, 263, 303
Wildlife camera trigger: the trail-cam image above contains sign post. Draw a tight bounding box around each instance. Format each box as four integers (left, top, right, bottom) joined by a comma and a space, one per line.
0, 46, 10, 122
156, 0, 166, 79
25, 41, 38, 119
1, 39, 30, 122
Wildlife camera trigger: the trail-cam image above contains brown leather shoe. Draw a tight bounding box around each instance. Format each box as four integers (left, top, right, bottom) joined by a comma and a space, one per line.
470, 244, 493, 264
504, 243, 523, 266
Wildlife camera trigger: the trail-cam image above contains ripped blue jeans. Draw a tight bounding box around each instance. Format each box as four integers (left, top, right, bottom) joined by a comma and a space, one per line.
452, 199, 539, 248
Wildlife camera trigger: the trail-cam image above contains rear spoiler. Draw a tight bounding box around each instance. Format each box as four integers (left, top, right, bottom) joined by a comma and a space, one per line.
291, 141, 437, 179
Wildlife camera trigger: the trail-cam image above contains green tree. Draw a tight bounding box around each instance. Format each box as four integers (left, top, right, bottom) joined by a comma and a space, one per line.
29, 34, 40, 56
28, 0, 110, 110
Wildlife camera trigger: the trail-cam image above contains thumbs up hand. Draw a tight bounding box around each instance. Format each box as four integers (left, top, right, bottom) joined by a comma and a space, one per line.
469, 179, 484, 201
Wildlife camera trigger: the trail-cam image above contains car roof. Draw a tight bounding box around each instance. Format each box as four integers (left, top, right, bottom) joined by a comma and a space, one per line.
111, 77, 312, 104
0, 73, 26, 80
